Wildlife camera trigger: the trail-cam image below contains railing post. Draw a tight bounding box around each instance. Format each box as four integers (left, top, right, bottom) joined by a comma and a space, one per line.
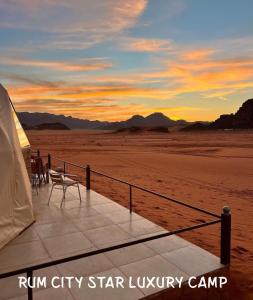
37, 150, 40, 157
63, 161, 66, 176
46, 154, 51, 183
86, 165, 90, 190
129, 185, 133, 213
47, 154, 51, 170
220, 206, 231, 265
27, 270, 33, 300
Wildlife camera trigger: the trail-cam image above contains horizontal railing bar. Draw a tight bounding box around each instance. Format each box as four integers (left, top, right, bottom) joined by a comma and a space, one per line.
91, 169, 131, 186
40, 154, 220, 218
133, 185, 220, 219
32, 153, 84, 170
0, 219, 220, 279
53, 158, 86, 170
91, 169, 220, 218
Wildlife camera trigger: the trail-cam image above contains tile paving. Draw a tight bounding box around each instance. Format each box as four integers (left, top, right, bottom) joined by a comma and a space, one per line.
0, 182, 224, 299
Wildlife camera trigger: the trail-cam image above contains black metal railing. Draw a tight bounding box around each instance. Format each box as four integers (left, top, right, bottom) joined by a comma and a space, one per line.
0, 217, 223, 299
0, 152, 231, 300
49, 154, 231, 265
50, 155, 221, 218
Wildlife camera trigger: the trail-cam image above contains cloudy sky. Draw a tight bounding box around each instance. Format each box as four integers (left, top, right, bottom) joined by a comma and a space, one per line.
0, 0, 253, 121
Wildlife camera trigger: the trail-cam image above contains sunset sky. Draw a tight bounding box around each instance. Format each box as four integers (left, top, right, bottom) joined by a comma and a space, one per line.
0, 0, 253, 121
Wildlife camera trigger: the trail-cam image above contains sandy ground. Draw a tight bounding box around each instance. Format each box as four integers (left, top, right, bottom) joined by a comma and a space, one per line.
27, 130, 253, 299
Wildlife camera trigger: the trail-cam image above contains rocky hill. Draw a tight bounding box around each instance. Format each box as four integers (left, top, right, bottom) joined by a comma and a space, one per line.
18, 111, 188, 130
181, 122, 209, 131
18, 112, 109, 129
33, 122, 70, 130
181, 98, 253, 131
210, 98, 253, 129
101, 112, 187, 130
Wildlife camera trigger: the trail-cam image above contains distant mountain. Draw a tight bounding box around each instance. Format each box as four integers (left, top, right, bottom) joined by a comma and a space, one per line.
210, 98, 253, 129
181, 98, 253, 131
18, 111, 188, 130
17, 98, 253, 131
181, 122, 209, 131
100, 112, 187, 130
210, 114, 234, 130
148, 126, 170, 133
33, 122, 70, 130
115, 126, 170, 134
18, 112, 109, 129
115, 126, 143, 134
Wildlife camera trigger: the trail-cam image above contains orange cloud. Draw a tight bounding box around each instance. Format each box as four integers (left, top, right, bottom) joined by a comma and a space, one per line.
5, 43, 253, 122
181, 49, 216, 61
55, 104, 149, 121
151, 106, 207, 121
140, 49, 253, 99
122, 38, 173, 52
8, 82, 171, 104
1, 57, 112, 71
13, 95, 149, 121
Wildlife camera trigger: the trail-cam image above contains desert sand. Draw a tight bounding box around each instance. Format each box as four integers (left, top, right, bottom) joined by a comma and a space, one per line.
27, 129, 253, 298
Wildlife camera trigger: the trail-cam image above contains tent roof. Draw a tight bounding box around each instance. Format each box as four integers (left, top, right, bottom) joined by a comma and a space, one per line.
0, 84, 30, 148
0, 83, 34, 250
12, 106, 30, 148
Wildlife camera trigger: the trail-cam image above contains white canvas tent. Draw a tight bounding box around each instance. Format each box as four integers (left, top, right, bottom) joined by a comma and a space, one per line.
0, 84, 34, 249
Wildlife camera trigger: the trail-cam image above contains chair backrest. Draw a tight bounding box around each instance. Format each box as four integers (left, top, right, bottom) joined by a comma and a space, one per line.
31, 161, 37, 174
49, 172, 63, 184
35, 157, 44, 171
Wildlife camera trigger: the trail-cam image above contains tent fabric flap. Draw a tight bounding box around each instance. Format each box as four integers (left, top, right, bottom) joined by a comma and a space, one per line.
0, 84, 34, 249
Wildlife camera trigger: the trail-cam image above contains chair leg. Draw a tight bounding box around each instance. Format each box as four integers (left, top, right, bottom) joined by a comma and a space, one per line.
36, 176, 40, 195
42, 172, 46, 184
48, 184, 54, 205
38, 171, 42, 187
35, 180, 39, 196
60, 186, 67, 208
77, 183, 82, 203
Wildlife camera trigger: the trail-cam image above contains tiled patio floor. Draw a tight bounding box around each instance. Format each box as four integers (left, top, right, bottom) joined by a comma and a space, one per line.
0, 182, 224, 299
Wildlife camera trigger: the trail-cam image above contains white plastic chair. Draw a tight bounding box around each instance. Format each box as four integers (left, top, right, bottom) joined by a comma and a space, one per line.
48, 172, 82, 207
